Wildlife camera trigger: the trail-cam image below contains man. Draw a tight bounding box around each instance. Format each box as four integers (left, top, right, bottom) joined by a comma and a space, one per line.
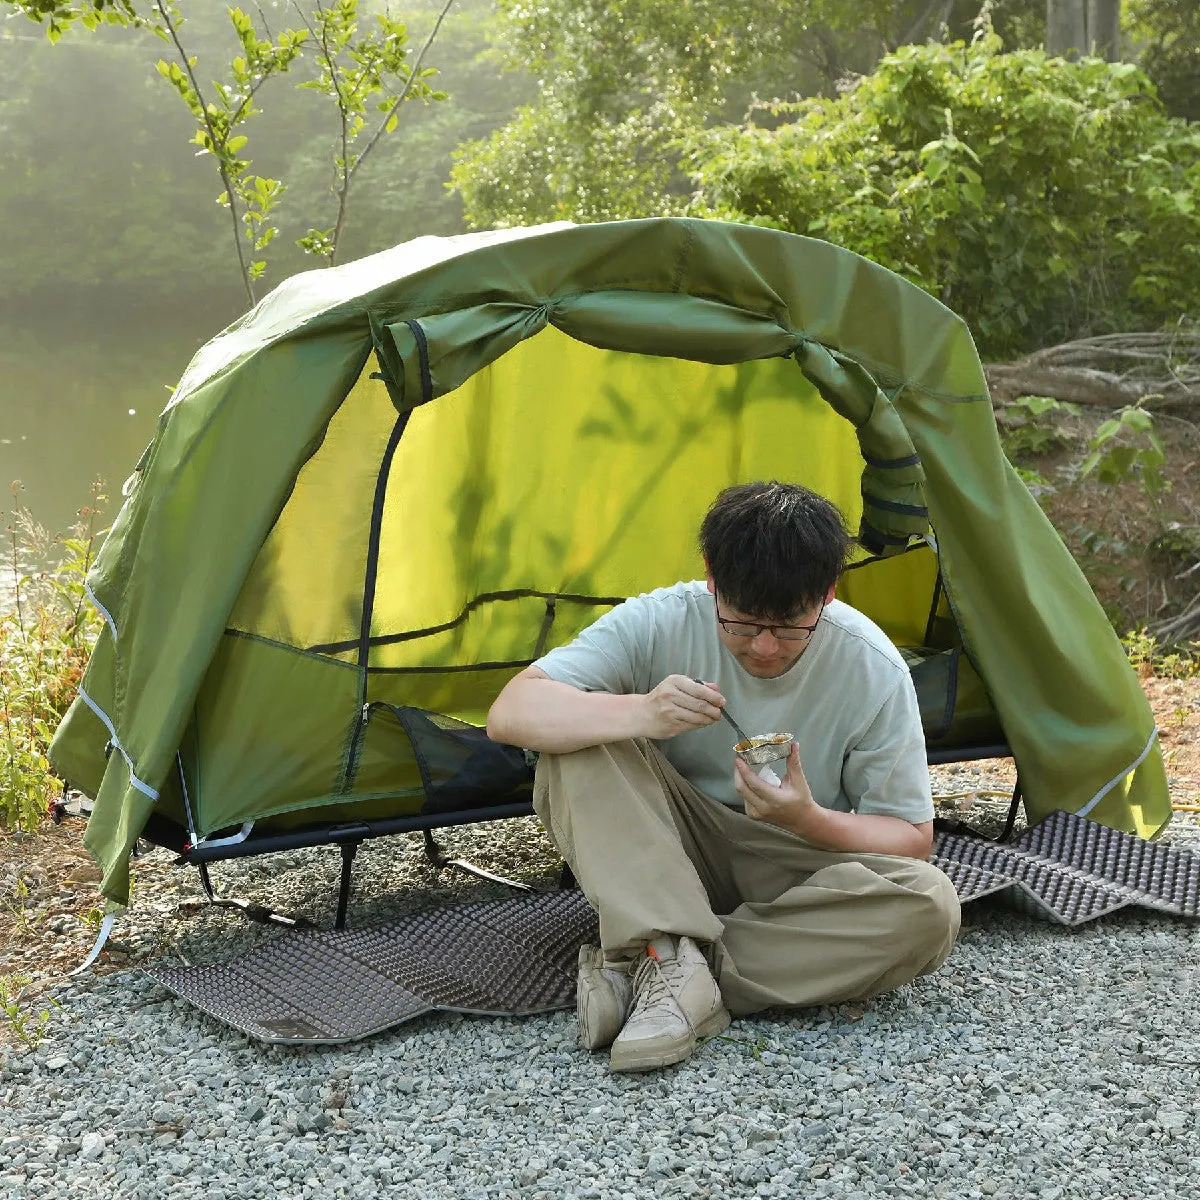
487, 481, 960, 1073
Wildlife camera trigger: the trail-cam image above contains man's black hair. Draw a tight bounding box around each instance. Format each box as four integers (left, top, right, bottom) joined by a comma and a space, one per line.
699, 481, 850, 619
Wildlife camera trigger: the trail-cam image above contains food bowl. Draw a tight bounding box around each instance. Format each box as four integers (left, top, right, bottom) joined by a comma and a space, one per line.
733, 733, 794, 766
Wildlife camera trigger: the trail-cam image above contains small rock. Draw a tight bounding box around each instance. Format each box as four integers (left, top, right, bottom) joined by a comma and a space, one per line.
78, 1132, 105, 1162
645, 1153, 672, 1178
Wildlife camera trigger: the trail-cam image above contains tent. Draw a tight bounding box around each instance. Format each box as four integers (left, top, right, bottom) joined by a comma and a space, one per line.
49, 218, 1170, 909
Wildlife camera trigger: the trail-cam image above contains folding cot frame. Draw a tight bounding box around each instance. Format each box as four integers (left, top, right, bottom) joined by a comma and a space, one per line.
125, 551, 1024, 933
127, 740, 1022, 934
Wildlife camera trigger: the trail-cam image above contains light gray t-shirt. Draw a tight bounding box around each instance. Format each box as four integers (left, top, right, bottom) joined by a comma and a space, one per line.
534, 581, 933, 824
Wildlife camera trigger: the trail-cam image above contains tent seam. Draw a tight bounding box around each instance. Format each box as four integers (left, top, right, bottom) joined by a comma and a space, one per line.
224, 627, 359, 666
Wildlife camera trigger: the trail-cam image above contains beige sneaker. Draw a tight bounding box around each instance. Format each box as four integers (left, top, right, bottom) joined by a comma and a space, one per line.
608, 935, 730, 1073
576, 945, 634, 1050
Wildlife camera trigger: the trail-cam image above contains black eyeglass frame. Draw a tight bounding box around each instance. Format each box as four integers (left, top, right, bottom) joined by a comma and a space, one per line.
714, 601, 826, 643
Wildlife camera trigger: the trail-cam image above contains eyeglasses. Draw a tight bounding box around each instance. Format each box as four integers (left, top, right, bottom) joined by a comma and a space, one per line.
715, 602, 824, 643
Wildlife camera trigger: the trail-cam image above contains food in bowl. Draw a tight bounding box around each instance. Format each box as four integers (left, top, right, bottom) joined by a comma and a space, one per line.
733, 733, 794, 766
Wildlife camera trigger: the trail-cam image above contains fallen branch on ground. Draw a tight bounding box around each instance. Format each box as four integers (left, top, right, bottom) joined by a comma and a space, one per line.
985, 331, 1200, 411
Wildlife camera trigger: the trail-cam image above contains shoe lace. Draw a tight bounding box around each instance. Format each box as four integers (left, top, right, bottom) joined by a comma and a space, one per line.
630, 953, 692, 1029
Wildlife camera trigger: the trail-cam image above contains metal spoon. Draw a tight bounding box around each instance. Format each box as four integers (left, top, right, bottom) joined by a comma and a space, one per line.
693, 678, 750, 744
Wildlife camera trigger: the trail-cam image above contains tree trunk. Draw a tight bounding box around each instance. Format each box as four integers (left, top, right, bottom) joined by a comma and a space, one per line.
1046, 0, 1088, 58
1087, 0, 1121, 61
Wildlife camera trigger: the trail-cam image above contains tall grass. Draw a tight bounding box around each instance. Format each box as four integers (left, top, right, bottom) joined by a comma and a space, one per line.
1, 481, 105, 831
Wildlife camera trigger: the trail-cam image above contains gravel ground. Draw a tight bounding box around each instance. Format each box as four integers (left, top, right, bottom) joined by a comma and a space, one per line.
3, 764, 1200, 1200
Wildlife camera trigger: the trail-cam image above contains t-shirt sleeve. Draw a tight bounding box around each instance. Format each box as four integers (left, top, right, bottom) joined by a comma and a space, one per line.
841, 672, 934, 824
533, 595, 654, 694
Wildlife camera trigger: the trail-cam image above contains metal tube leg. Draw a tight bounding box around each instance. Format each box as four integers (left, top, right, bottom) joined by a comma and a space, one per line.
335, 841, 360, 929
999, 777, 1024, 843
197, 861, 217, 902
422, 828, 535, 892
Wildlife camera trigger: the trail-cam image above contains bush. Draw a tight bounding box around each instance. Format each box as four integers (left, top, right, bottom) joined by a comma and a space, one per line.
685, 31, 1200, 359
1, 484, 105, 831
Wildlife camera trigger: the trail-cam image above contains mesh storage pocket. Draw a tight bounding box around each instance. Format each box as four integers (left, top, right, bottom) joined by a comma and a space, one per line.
387, 706, 535, 815
900, 646, 1005, 748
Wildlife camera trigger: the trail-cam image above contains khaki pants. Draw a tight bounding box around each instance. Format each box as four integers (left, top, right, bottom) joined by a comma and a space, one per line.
532, 738, 960, 1016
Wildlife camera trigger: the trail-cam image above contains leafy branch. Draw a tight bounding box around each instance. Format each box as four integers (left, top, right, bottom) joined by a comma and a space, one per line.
10, 0, 457, 291
294, 0, 453, 266
152, 1, 306, 304
8, 0, 144, 42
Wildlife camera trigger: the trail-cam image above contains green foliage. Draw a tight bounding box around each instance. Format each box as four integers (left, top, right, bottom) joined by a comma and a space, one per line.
0, 1, 524, 306
452, 0, 749, 226
293, 0, 450, 264
685, 33, 1200, 358
1148, 518, 1200, 571
452, 0, 982, 229
2, 1, 467, 302
1121, 627, 1200, 678
453, 99, 693, 226
1, 483, 105, 832
0, 973, 57, 1049
999, 395, 1077, 458
1078, 404, 1166, 495
152, 2, 307, 298
1126, 0, 1200, 121
8, 0, 142, 41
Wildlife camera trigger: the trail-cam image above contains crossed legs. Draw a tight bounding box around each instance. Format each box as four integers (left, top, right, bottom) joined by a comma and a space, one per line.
533, 738, 960, 1023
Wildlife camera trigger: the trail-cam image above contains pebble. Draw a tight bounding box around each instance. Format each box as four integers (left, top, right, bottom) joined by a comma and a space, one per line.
1, 802, 1198, 1197
78, 1132, 105, 1161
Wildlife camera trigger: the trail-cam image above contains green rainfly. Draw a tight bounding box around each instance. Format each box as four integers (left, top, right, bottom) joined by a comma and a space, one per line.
48, 218, 1170, 907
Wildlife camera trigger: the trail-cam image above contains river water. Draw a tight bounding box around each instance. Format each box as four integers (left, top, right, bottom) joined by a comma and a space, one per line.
0, 311, 235, 605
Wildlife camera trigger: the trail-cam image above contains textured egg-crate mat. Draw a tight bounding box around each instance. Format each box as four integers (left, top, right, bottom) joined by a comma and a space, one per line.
148, 810, 1198, 1044
149, 888, 599, 1045
933, 808, 1199, 925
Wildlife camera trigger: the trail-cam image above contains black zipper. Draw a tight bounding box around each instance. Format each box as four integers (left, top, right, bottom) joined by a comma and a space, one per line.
337, 321, 430, 792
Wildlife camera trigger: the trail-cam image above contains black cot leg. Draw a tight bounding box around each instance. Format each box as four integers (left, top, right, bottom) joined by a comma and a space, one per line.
422, 829, 536, 892
999, 777, 1025, 843
191, 860, 315, 930
197, 861, 217, 903
335, 841, 360, 930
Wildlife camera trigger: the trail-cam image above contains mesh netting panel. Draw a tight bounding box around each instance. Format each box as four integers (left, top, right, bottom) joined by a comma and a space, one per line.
389, 706, 534, 815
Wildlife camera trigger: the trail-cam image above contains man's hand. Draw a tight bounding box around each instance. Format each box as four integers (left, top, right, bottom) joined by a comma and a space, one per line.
638, 676, 726, 740
734, 743, 821, 837
734, 742, 935, 858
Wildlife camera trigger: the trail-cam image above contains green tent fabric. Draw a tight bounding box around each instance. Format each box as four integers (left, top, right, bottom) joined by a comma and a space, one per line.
49, 218, 1170, 908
